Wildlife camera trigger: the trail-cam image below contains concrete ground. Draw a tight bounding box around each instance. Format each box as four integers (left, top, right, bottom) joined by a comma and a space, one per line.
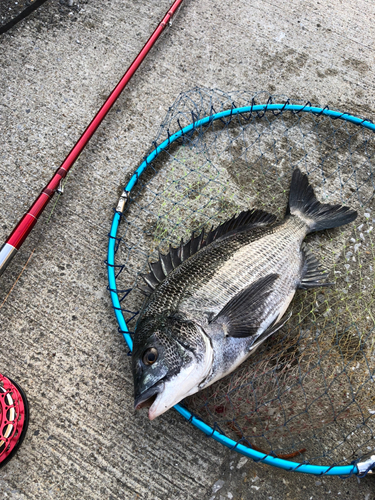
1, 0, 375, 498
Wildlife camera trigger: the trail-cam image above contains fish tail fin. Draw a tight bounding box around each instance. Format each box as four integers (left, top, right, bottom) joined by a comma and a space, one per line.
286, 168, 357, 233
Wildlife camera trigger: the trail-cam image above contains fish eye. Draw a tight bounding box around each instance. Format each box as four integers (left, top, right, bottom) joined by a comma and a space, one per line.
142, 347, 158, 366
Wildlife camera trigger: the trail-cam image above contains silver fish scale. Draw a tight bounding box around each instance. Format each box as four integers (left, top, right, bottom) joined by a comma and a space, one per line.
182, 217, 307, 329
140, 224, 276, 318
158, 332, 182, 372
141, 216, 308, 334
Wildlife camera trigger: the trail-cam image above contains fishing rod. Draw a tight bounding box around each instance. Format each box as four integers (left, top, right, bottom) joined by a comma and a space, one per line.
0, 0, 49, 35
0, 0, 184, 277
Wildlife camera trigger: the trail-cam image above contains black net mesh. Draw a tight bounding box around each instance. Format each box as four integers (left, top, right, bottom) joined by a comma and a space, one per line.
113, 88, 375, 467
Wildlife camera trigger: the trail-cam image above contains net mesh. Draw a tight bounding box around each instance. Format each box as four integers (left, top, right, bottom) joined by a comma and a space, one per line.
113, 88, 375, 468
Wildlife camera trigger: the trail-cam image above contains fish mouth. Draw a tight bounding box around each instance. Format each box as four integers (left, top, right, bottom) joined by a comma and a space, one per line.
134, 381, 165, 412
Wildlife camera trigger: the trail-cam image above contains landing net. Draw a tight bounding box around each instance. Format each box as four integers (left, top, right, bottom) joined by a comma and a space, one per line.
107, 88, 375, 475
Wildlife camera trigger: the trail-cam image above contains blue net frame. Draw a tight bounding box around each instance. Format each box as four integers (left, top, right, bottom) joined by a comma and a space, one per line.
107, 95, 375, 476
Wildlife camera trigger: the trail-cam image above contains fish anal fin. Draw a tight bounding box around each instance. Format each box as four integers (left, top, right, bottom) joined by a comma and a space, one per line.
210, 274, 279, 338
299, 247, 334, 289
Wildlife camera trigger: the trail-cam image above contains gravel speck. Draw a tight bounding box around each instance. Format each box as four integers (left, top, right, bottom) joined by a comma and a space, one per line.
212, 480, 225, 494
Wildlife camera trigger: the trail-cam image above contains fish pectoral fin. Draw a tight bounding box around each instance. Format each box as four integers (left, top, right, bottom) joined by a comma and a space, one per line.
249, 311, 292, 351
298, 246, 334, 289
210, 273, 279, 338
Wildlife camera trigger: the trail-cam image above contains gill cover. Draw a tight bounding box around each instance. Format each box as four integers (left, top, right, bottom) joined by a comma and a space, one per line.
132, 315, 207, 410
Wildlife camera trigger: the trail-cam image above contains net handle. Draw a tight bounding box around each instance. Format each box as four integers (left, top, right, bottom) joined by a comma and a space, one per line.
107, 103, 375, 476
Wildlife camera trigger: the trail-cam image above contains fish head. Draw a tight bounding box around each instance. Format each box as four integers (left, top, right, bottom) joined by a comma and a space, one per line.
132, 314, 212, 420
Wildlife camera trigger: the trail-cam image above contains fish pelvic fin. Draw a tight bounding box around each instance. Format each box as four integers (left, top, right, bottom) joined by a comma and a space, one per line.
298, 246, 334, 289
210, 273, 279, 338
249, 311, 292, 352
286, 168, 357, 233
140, 209, 277, 292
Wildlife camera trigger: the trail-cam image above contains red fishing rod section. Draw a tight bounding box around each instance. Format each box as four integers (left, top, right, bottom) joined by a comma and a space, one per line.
0, 0, 184, 276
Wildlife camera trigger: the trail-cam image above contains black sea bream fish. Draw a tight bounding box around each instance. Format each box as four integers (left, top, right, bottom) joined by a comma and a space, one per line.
132, 168, 357, 420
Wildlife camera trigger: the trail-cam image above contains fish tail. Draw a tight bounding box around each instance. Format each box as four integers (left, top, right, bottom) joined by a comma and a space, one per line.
286, 168, 357, 233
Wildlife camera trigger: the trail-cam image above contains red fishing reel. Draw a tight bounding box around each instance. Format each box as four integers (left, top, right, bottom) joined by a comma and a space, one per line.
0, 373, 29, 469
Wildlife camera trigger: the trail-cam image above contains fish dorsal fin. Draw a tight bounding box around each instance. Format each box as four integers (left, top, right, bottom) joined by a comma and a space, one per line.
210, 273, 279, 338
205, 209, 276, 245
140, 209, 276, 294
140, 230, 206, 294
